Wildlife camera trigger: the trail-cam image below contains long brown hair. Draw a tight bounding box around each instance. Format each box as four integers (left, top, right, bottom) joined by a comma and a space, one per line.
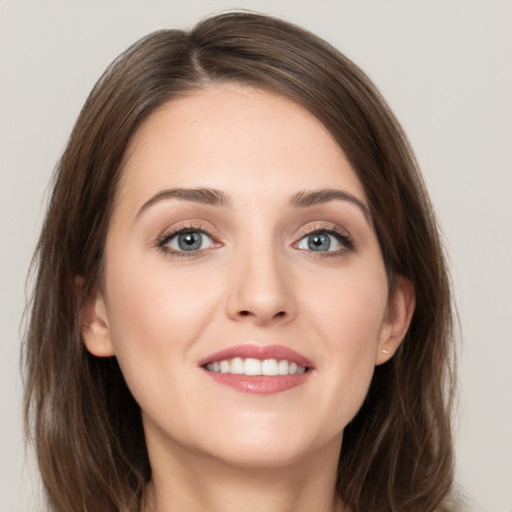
23, 12, 456, 511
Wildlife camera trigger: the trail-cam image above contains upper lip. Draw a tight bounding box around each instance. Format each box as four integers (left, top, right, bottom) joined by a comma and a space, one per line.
198, 343, 314, 368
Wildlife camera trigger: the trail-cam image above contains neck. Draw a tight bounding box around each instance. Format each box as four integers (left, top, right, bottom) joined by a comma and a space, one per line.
141, 432, 347, 512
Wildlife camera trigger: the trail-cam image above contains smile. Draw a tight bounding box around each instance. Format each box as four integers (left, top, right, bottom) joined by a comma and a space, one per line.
200, 344, 313, 394
205, 357, 308, 376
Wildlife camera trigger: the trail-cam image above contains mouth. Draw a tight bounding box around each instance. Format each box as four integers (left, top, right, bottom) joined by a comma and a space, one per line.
204, 357, 308, 376
199, 344, 313, 394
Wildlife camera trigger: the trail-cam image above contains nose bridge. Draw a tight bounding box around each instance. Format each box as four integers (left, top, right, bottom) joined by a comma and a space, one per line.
226, 231, 295, 325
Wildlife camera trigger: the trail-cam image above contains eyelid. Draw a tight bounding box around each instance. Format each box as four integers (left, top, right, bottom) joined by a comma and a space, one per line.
152, 220, 355, 260
297, 222, 351, 239
293, 222, 355, 254
164, 229, 214, 251
155, 221, 221, 258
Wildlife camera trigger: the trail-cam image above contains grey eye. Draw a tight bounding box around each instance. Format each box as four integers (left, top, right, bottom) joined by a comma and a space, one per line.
296, 232, 343, 252
166, 231, 213, 252
307, 233, 331, 251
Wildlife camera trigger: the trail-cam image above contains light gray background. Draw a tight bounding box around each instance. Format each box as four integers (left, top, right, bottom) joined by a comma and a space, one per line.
1, 1, 511, 511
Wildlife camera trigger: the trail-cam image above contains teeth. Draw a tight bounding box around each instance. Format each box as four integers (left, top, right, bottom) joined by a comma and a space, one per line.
244, 358, 261, 375
278, 360, 289, 375
261, 359, 278, 375
230, 357, 244, 374
205, 358, 307, 376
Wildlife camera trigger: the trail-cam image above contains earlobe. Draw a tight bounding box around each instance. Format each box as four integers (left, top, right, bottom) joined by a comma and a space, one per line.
80, 291, 116, 357
376, 276, 415, 365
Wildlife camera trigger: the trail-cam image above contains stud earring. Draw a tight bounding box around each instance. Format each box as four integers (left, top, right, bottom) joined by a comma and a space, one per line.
381, 348, 389, 354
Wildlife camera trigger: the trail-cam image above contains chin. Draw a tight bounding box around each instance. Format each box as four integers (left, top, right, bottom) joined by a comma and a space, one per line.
204, 441, 320, 469
193, 421, 342, 470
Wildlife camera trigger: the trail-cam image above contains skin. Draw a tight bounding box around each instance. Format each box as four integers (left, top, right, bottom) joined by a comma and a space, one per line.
82, 84, 415, 512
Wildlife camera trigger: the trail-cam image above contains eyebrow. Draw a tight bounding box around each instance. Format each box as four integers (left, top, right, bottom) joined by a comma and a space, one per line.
136, 186, 371, 222
289, 189, 371, 222
137, 187, 232, 217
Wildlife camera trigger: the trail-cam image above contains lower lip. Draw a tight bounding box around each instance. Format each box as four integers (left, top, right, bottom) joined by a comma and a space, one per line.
203, 370, 311, 394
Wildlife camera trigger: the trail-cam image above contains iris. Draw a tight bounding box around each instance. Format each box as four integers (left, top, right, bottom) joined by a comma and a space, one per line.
307, 233, 331, 251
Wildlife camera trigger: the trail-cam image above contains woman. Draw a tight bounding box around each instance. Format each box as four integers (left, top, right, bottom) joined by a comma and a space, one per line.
23, 12, 456, 512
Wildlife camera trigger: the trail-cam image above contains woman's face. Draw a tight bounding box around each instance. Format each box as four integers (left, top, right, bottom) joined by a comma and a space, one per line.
84, 84, 411, 468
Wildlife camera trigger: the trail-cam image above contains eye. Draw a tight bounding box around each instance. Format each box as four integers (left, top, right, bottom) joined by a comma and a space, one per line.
160, 230, 214, 253
295, 230, 352, 253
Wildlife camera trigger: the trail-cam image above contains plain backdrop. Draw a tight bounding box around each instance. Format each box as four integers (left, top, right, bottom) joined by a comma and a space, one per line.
1, 1, 511, 511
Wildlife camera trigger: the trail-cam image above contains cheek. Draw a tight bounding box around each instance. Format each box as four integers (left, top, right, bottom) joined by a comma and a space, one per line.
101, 253, 221, 393
300, 262, 388, 417
307, 261, 389, 353
106, 248, 216, 331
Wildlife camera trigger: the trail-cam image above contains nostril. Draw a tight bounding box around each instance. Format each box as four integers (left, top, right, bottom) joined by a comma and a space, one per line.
237, 310, 286, 319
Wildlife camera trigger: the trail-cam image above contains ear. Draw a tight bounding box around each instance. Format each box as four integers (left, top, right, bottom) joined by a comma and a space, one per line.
80, 290, 116, 357
375, 276, 415, 365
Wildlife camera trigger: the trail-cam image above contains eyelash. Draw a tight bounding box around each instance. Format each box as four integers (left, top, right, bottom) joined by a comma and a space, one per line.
155, 223, 355, 259
156, 223, 217, 260
295, 224, 355, 258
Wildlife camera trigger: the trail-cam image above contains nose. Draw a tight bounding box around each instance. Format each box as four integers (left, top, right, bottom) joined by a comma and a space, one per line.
225, 245, 296, 326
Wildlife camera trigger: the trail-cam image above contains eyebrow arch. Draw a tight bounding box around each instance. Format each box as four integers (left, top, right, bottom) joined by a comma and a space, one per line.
137, 187, 232, 217
289, 189, 371, 222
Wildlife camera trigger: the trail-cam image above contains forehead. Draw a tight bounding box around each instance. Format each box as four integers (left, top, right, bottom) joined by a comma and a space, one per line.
117, 83, 366, 209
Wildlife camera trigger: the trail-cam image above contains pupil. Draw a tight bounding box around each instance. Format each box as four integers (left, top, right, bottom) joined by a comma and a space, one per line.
178, 232, 202, 251
308, 233, 330, 251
